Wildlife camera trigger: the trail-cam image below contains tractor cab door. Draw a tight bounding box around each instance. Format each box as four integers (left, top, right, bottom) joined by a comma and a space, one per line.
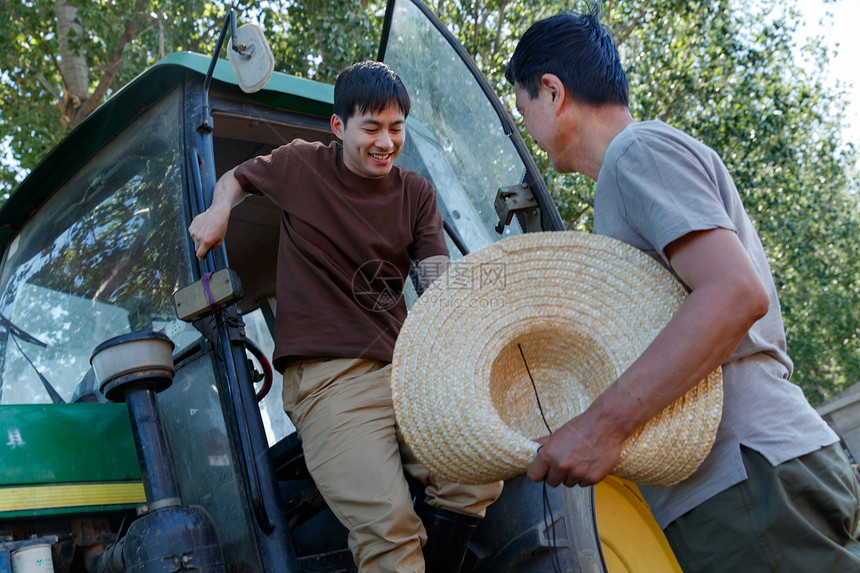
377, 2, 608, 571
379, 0, 563, 264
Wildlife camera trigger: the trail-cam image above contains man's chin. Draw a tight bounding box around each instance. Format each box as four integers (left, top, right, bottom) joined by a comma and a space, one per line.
549, 156, 573, 175
372, 159, 397, 175
373, 161, 394, 174
363, 165, 394, 179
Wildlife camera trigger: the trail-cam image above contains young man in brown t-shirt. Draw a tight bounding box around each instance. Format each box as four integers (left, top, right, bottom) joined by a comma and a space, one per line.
189, 61, 502, 573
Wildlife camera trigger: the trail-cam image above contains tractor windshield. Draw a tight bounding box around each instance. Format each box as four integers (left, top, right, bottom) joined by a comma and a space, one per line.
0, 89, 198, 404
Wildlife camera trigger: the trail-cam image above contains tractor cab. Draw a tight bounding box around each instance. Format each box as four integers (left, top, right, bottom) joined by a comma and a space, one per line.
0, 1, 678, 571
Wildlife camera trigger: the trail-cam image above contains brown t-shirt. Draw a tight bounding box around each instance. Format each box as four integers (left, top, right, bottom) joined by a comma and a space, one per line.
234, 139, 447, 371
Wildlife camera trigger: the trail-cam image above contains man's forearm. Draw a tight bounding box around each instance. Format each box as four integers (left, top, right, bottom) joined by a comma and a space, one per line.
595, 270, 766, 438
210, 168, 248, 212
594, 228, 768, 439
188, 168, 247, 258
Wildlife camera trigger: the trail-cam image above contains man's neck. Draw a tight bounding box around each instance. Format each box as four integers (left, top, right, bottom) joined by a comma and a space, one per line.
575, 105, 634, 181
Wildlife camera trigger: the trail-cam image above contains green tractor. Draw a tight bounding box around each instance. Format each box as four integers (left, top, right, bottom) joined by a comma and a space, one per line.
0, 1, 680, 571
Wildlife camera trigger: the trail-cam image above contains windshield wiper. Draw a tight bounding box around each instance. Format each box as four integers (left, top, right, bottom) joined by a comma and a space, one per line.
0, 312, 47, 348
0, 311, 65, 404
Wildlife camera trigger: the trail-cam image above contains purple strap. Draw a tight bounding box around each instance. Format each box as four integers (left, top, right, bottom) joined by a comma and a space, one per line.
202, 271, 226, 312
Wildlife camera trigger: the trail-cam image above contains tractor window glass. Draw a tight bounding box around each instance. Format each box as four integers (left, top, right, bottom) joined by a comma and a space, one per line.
383, 0, 528, 253
0, 89, 197, 404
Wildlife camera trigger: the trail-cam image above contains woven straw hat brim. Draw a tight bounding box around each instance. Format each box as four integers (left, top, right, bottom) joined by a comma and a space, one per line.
391, 231, 722, 487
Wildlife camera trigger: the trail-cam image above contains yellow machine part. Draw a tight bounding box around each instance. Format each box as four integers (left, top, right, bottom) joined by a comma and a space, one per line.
594, 476, 682, 573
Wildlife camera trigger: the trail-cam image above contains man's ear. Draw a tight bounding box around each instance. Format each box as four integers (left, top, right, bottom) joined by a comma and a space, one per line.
540, 74, 567, 115
330, 114, 345, 140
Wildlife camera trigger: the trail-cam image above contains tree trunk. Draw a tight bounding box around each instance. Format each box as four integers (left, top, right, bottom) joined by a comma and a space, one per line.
55, 0, 89, 128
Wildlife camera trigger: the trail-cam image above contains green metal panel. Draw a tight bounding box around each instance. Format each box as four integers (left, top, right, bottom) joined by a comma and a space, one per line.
154, 51, 334, 114
0, 403, 141, 485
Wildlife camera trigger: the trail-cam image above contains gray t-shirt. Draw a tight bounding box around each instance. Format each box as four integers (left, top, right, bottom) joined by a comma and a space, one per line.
594, 120, 837, 527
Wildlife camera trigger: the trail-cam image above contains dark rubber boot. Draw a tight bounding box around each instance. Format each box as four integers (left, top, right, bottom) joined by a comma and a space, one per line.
415, 501, 479, 573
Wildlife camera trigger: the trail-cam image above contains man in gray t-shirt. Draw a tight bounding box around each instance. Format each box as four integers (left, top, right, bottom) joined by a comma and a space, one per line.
506, 7, 860, 572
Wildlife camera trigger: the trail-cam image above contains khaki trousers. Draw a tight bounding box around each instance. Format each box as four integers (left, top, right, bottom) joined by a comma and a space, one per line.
283, 357, 503, 573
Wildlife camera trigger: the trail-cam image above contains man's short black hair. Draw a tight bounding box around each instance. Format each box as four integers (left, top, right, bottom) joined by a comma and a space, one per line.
333, 61, 411, 125
505, 6, 628, 107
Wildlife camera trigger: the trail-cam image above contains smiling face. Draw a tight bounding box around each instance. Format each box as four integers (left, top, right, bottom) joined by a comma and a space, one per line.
331, 104, 405, 179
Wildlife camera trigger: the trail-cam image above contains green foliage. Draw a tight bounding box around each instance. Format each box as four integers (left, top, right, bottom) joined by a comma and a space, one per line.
613, 0, 860, 402
259, 0, 383, 83
1, 0, 858, 402
0, 0, 383, 197
0, 0, 217, 196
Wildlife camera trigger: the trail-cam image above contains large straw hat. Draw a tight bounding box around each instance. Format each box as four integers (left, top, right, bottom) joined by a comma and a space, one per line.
391, 231, 722, 487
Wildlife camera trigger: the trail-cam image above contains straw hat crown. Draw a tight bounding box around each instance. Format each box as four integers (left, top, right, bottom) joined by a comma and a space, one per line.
391, 231, 722, 487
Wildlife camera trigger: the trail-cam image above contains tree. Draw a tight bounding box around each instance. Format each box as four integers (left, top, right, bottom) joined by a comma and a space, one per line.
0, 0, 222, 195
259, 0, 382, 82
0, 0, 381, 198
606, 0, 860, 402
